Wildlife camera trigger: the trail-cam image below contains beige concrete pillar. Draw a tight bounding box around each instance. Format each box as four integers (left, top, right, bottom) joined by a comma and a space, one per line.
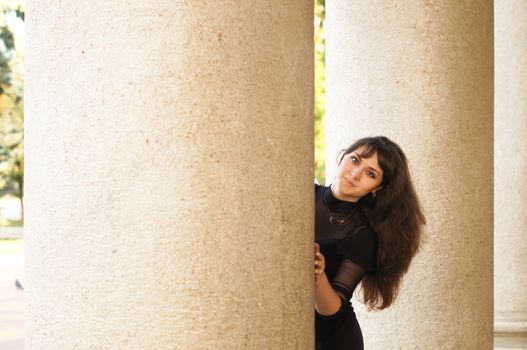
494, 1, 527, 348
326, 2, 493, 349
25, 1, 313, 349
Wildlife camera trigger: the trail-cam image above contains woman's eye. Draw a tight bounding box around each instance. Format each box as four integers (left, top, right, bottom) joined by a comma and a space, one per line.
350, 156, 359, 164
367, 171, 376, 179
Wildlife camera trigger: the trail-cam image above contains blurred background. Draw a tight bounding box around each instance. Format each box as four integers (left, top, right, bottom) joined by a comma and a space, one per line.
0, 0, 23, 229
0, 1, 24, 349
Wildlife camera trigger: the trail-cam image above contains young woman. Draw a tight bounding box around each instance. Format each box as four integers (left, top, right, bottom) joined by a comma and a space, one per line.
313, 136, 426, 349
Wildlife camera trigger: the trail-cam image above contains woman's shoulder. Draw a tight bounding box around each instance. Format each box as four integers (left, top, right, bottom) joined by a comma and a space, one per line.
354, 208, 378, 237
343, 221, 378, 244
339, 213, 379, 253
337, 224, 379, 274
353, 225, 378, 246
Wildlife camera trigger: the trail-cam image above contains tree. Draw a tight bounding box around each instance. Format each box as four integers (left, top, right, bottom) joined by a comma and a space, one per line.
0, 1, 24, 224
0, 2, 23, 96
314, 0, 326, 184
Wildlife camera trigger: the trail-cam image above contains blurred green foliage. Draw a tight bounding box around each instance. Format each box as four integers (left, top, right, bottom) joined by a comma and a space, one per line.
314, 0, 326, 184
0, 1, 24, 224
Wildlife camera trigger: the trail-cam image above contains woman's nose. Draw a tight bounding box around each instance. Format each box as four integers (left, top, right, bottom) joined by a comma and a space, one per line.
349, 168, 360, 179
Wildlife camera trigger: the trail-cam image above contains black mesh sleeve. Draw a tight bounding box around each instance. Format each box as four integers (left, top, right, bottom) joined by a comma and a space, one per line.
331, 258, 366, 302
315, 258, 366, 321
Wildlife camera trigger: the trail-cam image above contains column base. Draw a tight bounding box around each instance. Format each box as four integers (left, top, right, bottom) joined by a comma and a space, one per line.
494, 314, 527, 349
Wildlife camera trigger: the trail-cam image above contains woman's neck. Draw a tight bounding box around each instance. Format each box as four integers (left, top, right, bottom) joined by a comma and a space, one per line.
329, 184, 360, 203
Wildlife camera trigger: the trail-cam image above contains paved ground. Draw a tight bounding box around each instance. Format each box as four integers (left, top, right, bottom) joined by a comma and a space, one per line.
0, 251, 24, 350
0, 228, 23, 239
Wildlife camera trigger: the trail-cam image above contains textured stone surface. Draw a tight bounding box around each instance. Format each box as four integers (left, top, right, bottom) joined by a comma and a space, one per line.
326, 2, 493, 349
25, 1, 314, 349
494, 0, 527, 348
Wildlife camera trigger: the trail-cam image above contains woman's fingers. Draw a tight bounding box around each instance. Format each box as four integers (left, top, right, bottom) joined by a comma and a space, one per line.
314, 252, 325, 275
313, 244, 325, 286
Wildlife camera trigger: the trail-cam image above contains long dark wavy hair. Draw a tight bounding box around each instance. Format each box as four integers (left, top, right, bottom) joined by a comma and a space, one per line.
337, 136, 426, 310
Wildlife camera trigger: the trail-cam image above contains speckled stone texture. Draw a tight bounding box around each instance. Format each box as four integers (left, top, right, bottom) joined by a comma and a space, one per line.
326, 2, 493, 349
494, 1, 527, 348
25, 1, 314, 349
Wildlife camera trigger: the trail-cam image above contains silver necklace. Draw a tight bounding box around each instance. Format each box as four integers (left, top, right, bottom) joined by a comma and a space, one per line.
322, 188, 356, 225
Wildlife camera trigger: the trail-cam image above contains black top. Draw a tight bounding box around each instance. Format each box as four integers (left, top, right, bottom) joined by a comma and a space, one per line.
314, 184, 378, 324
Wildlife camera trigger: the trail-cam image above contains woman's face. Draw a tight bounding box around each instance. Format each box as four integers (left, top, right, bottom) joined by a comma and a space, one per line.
331, 146, 384, 202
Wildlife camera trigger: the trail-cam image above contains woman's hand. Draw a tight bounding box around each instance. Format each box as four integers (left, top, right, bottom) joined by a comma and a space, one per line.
314, 242, 325, 286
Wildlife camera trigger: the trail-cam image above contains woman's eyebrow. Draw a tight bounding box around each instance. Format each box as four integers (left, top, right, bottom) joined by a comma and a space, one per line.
369, 167, 382, 175
357, 153, 382, 175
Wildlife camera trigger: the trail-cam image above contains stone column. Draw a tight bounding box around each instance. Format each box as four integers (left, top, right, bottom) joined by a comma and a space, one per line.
326, 2, 493, 349
494, 1, 527, 348
25, 1, 313, 349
